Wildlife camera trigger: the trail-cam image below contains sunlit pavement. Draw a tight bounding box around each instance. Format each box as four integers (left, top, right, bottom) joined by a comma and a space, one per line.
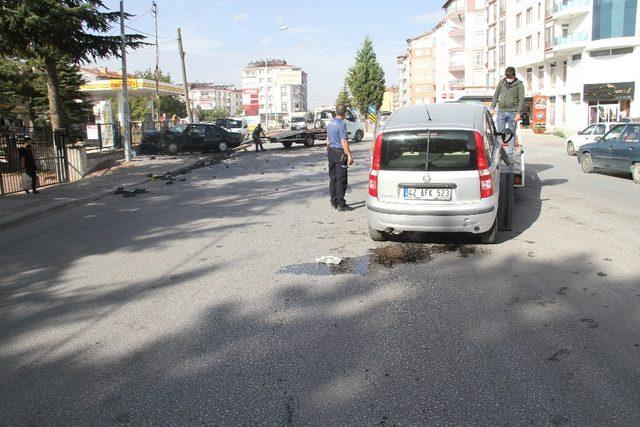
1, 134, 640, 424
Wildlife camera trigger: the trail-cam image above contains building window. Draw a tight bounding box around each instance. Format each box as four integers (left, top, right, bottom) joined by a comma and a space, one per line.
537, 66, 544, 90
571, 93, 581, 102
550, 63, 557, 88
475, 51, 484, 66
572, 53, 582, 61
499, 44, 505, 64
538, 2, 542, 20
516, 39, 522, 55
545, 26, 553, 49
526, 35, 532, 52
526, 7, 532, 25
593, 0, 637, 40
516, 13, 522, 29
526, 68, 533, 90
537, 32, 541, 49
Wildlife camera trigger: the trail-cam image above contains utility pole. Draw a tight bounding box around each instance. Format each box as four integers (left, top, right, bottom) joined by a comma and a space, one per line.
120, 0, 132, 162
152, 1, 160, 122
264, 59, 269, 131
177, 28, 193, 123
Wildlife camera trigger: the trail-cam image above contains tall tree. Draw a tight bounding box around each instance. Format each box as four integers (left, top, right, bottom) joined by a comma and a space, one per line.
0, 1, 144, 129
346, 37, 385, 122
0, 57, 91, 126
335, 88, 353, 109
129, 68, 185, 121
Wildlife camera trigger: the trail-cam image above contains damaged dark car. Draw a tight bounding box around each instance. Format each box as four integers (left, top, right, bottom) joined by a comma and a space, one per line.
138, 123, 243, 154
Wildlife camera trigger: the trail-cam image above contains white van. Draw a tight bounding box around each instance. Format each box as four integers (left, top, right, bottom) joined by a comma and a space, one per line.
215, 117, 249, 141
313, 106, 365, 142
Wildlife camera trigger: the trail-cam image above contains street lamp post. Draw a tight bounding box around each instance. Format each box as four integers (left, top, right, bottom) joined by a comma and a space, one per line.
263, 26, 288, 131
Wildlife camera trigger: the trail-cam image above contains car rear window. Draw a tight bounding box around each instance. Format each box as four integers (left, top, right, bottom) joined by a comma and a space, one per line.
380, 130, 477, 171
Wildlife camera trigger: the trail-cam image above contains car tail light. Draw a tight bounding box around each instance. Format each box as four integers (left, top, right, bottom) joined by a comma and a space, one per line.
369, 133, 383, 198
475, 131, 493, 199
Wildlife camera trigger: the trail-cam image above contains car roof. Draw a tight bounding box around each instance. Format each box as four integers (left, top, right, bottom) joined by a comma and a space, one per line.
383, 103, 486, 132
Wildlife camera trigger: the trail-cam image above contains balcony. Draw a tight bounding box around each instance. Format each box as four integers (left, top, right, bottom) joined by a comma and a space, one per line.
449, 46, 465, 55
553, 0, 591, 21
553, 31, 589, 52
449, 79, 465, 88
449, 26, 465, 38
448, 62, 465, 73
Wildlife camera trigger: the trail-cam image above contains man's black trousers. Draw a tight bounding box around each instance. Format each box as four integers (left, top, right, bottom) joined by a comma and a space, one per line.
327, 148, 348, 207
254, 138, 264, 151
26, 169, 37, 191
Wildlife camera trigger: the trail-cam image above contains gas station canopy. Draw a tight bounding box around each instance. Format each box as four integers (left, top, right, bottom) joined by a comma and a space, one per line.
80, 78, 183, 97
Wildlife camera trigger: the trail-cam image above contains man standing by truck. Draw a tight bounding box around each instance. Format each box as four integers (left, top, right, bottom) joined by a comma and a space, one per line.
491, 66, 525, 155
252, 123, 266, 152
326, 104, 354, 211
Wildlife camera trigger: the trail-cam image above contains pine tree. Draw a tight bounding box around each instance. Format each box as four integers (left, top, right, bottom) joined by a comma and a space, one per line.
346, 37, 385, 122
335, 84, 353, 108
0, 1, 144, 129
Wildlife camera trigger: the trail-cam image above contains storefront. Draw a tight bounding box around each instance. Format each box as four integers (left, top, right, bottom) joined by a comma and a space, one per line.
584, 82, 635, 124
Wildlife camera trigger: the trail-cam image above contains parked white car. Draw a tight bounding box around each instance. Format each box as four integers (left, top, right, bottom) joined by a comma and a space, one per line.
566, 122, 622, 155
313, 106, 365, 142
215, 117, 249, 141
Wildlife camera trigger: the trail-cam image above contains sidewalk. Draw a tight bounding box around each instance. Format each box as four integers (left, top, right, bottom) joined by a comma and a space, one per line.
0, 154, 215, 231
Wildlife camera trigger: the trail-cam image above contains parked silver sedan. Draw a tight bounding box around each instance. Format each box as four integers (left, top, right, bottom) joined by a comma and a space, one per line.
366, 103, 505, 243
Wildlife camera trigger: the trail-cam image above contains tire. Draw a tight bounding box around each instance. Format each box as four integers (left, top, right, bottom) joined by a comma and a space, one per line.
354, 130, 364, 143
304, 135, 315, 148
632, 163, 640, 184
282, 142, 293, 149
566, 141, 575, 156
369, 226, 388, 242
479, 217, 498, 244
167, 142, 179, 154
218, 142, 229, 153
581, 153, 594, 173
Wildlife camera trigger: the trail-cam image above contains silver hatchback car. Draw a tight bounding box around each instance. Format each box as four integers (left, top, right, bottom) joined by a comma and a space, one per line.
366, 103, 504, 243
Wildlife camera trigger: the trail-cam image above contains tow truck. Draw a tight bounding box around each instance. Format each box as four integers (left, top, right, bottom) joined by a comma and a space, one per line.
264, 128, 327, 149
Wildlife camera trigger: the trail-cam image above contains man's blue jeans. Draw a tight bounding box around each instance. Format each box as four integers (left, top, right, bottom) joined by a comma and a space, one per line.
497, 111, 517, 155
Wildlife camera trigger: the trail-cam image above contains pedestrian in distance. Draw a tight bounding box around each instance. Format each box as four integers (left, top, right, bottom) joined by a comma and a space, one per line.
491, 66, 525, 155
18, 136, 38, 194
327, 103, 354, 212
252, 123, 266, 152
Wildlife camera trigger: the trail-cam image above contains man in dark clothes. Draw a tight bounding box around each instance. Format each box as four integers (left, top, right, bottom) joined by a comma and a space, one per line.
252, 123, 266, 152
326, 104, 354, 211
18, 137, 38, 194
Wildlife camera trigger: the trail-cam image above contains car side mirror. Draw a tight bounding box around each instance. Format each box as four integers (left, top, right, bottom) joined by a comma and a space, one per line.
497, 129, 514, 144
594, 136, 603, 142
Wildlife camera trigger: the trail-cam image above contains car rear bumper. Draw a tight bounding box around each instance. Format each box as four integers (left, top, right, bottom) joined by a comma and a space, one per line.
366, 198, 496, 234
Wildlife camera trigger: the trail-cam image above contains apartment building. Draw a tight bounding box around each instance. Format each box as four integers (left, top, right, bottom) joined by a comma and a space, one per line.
406, 30, 437, 105
189, 83, 242, 116
397, 54, 410, 107
240, 59, 308, 124
494, 0, 639, 130
400, 0, 492, 105
382, 86, 401, 112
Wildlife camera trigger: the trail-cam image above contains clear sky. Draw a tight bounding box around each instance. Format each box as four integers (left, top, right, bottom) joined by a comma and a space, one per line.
100, 0, 445, 107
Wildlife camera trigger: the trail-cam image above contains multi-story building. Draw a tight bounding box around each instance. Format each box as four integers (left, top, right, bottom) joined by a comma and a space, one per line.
382, 86, 400, 112
240, 59, 308, 125
406, 30, 437, 105
189, 83, 242, 116
500, 0, 639, 130
400, 0, 492, 105
397, 54, 410, 107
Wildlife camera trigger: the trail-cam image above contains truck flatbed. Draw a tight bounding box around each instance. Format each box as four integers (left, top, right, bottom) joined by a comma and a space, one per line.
266, 129, 327, 149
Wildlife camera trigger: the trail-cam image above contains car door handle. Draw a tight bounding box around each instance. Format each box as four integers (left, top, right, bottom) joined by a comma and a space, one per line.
608, 146, 613, 150
630, 147, 634, 151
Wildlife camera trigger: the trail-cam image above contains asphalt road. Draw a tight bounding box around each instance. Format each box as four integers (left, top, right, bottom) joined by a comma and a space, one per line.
1, 134, 639, 425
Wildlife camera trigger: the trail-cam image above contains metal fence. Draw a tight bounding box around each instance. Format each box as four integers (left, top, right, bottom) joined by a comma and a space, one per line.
0, 129, 69, 195
67, 123, 122, 151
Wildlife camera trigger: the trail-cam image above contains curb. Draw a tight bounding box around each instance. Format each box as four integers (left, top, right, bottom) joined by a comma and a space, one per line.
0, 155, 216, 232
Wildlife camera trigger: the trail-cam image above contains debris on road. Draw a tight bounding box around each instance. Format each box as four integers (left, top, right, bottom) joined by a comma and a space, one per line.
114, 188, 148, 198
316, 255, 342, 265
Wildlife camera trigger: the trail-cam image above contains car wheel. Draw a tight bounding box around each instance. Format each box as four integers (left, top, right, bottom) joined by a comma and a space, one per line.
354, 130, 364, 143
369, 226, 388, 242
282, 142, 293, 149
167, 142, 179, 154
566, 141, 575, 156
304, 136, 315, 148
581, 153, 594, 173
632, 163, 640, 184
479, 217, 498, 245
218, 142, 229, 153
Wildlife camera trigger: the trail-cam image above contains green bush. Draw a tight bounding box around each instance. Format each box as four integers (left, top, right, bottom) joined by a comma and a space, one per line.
553, 130, 566, 139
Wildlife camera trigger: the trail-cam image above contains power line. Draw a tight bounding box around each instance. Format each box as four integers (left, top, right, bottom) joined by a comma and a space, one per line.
125, 24, 173, 40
